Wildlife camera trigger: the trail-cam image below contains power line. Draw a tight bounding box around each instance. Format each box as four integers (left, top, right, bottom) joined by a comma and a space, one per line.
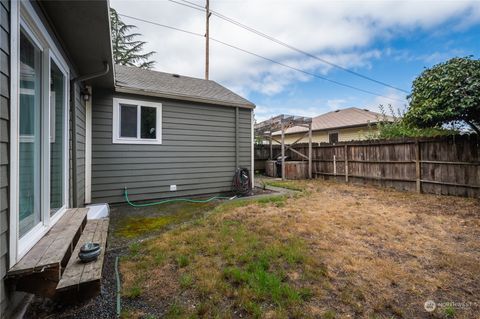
118, 13, 406, 103
168, 0, 204, 13
119, 13, 204, 37
170, 0, 410, 94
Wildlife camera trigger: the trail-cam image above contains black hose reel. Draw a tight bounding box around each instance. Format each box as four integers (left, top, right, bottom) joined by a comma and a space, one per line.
232, 167, 251, 196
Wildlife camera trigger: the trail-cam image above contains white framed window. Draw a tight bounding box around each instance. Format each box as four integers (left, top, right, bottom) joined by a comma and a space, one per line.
112, 98, 162, 144
10, 0, 70, 265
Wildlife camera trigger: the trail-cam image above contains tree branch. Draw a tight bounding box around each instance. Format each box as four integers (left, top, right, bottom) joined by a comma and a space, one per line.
466, 120, 480, 135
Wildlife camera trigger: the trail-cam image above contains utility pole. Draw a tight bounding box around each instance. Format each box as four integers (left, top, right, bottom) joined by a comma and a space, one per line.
205, 0, 211, 80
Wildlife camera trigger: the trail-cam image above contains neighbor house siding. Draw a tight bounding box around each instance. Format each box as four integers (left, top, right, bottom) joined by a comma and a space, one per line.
279, 126, 376, 144
0, 0, 9, 317
91, 89, 252, 203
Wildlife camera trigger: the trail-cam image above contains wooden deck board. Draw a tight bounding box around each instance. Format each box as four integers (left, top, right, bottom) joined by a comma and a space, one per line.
10, 209, 78, 273
8, 208, 88, 277
81, 219, 109, 283
37, 208, 88, 267
56, 218, 109, 292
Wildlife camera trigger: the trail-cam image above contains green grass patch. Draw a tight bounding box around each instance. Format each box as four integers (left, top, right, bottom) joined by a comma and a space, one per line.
128, 242, 141, 257
256, 195, 287, 207
223, 264, 302, 306
323, 310, 336, 319
165, 302, 185, 319
219, 226, 310, 310
124, 285, 142, 298
443, 305, 456, 318
176, 255, 190, 268
179, 273, 194, 289
264, 180, 307, 191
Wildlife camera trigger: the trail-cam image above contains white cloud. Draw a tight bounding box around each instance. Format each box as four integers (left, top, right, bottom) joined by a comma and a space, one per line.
111, 0, 480, 100
326, 99, 348, 110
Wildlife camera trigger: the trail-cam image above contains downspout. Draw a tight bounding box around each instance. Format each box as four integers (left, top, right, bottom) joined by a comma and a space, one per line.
235, 107, 239, 169
70, 62, 110, 207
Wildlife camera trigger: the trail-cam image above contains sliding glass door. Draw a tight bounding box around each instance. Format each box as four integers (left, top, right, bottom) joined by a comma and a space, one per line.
19, 29, 42, 238
16, 14, 69, 258
50, 60, 66, 216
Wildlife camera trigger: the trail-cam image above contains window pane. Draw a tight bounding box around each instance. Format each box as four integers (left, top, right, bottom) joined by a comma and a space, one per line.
50, 60, 65, 216
19, 29, 42, 238
120, 104, 137, 138
329, 133, 338, 144
140, 106, 156, 139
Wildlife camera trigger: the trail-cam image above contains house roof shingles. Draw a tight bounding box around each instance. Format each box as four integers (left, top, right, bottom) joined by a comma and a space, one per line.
277, 107, 394, 135
114, 65, 255, 108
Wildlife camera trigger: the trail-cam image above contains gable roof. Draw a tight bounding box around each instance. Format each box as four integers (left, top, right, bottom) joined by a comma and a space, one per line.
114, 65, 255, 109
276, 107, 394, 135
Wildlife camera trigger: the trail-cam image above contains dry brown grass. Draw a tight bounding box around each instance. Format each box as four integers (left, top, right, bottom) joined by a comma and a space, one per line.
120, 180, 480, 319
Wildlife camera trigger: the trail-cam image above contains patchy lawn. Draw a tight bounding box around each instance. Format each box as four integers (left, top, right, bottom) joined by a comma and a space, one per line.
120, 180, 480, 319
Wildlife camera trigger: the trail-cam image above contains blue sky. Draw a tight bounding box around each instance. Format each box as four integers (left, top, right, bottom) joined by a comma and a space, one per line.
111, 0, 480, 121
252, 21, 480, 120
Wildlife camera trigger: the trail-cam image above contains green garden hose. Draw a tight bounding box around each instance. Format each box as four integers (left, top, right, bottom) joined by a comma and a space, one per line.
115, 256, 121, 318
124, 187, 234, 207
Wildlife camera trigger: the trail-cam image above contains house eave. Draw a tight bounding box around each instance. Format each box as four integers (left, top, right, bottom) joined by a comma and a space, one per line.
115, 86, 256, 109
39, 0, 114, 88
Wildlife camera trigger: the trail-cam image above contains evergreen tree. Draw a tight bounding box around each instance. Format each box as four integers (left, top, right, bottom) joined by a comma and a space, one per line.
110, 8, 156, 69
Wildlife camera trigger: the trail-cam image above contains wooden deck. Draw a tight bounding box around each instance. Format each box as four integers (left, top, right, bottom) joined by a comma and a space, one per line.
9, 208, 88, 276
56, 218, 109, 300
7, 208, 88, 296
7, 207, 110, 300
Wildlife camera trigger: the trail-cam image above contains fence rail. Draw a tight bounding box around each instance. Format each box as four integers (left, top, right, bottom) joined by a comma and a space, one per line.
255, 135, 480, 197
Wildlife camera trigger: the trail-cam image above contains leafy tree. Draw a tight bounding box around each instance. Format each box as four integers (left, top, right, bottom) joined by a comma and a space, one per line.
366, 104, 457, 140
404, 57, 480, 134
110, 8, 156, 69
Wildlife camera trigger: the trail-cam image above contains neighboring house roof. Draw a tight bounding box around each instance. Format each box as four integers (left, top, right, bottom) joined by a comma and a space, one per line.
274, 107, 394, 135
114, 65, 255, 109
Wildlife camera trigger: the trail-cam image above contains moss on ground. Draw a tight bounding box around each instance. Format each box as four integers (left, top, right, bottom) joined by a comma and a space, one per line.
114, 201, 218, 238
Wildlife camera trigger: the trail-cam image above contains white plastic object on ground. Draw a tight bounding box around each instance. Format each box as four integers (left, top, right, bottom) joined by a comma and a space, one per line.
86, 203, 110, 219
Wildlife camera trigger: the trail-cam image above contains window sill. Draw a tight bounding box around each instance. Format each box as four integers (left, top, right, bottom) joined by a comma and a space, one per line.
112, 138, 163, 145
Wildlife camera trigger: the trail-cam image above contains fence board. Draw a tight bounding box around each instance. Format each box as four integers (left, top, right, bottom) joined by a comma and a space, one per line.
255, 135, 479, 198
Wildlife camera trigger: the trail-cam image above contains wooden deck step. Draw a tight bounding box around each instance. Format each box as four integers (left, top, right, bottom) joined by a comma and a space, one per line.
7, 208, 88, 297
56, 218, 109, 300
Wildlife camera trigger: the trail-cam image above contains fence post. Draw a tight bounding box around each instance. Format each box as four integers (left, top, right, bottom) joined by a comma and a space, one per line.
333, 155, 337, 176
308, 123, 312, 179
344, 144, 349, 183
281, 123, 285, 180
269, 131, 273, 160
415, 140, 422, 193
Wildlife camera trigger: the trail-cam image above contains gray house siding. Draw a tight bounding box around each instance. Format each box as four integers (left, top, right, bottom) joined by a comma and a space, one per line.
71, 83, 86, 207
91, 89, 252, 204
0, 0, 8, 317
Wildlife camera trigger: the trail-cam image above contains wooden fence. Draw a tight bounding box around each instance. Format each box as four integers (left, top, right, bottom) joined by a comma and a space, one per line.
255, 135, 480, 197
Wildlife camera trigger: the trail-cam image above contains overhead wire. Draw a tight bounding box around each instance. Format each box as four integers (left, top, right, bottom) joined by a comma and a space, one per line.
170, 0, 410, 94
